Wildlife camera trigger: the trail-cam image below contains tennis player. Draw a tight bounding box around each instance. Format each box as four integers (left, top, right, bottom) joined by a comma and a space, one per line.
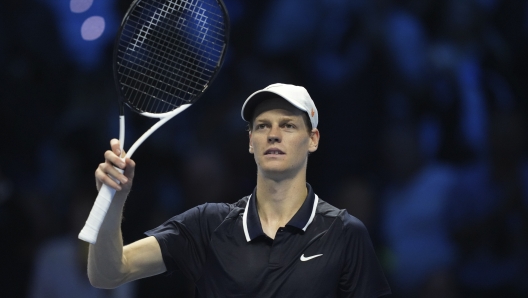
88, 83, 391, 297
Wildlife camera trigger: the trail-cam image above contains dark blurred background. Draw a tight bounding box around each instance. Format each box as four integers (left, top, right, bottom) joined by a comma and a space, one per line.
1, 0, 527, 297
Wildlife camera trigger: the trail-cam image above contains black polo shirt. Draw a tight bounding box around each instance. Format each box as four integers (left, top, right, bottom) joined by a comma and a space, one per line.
145, 184, 391, 297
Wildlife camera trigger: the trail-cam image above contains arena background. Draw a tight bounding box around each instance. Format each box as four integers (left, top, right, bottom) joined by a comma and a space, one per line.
1, 0, 527, 297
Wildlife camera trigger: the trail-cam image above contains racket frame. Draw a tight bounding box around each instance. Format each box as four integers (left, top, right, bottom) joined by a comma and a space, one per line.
78, 0, 229, 244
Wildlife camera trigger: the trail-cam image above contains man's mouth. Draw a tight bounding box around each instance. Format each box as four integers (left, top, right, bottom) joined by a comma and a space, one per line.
265, 149, 285, 155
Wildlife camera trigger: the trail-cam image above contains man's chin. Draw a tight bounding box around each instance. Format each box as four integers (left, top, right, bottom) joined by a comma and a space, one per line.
259, 167, 297, 180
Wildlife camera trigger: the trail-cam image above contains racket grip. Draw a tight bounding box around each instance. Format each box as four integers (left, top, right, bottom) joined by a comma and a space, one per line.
78, 182, 119, 244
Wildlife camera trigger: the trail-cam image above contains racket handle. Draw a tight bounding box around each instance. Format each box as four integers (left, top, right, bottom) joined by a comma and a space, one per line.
78, 175, 121, 244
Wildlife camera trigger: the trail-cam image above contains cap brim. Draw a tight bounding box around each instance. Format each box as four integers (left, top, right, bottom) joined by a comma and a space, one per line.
241, 90, 307, 122
242, 91, 279, 122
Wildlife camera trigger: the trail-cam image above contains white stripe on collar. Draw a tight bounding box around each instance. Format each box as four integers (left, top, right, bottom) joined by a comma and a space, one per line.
302, 194, 319, 231
243, 194, 252, 242
242, 193, 319, 242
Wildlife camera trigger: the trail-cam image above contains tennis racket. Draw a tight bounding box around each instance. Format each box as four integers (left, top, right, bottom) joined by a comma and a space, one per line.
79, 0, 230, 244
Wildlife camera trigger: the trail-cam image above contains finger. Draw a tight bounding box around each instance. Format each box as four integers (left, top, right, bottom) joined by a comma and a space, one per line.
110, 139, 123, 158
95, 165, 123, 191
95, 165, 104, 191
123, 158, 136, 180
105, 162, 129, 184
104, 150, 126, 170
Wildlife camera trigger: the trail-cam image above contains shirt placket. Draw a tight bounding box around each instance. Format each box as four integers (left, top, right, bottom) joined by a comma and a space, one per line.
268, 227, 287, 267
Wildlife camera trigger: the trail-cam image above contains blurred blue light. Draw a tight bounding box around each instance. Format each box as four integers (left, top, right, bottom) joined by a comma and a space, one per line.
81, 16, 105, 41
70, 0, 94, 13
39, 0, 119, 71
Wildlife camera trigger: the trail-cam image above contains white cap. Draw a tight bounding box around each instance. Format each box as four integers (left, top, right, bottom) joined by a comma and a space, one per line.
241, 83, 318, 128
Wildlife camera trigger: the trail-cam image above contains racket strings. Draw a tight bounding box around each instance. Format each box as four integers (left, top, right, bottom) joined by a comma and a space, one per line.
123, 2, 221, 111
116, 0, 227, 114
116, 34, 216, 91
122, 4, 225, 65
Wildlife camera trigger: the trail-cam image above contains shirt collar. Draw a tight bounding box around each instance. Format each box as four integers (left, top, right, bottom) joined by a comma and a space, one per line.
242, 183, 319, 242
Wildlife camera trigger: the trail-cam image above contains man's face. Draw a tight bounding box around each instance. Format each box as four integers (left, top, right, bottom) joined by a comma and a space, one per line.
249, 98, 319, 180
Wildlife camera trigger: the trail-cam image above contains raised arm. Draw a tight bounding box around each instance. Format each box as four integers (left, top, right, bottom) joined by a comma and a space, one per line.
87, 139, 166, 289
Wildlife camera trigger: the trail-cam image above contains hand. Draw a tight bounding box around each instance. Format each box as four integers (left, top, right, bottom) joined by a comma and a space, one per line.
95, 139, 135, 193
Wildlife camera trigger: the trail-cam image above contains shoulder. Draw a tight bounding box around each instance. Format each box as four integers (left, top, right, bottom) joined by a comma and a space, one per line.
316, 198, 368, 234
172, 196, 249, 222
231, 195, 250, 212
146, 197, 249, 238
315, 197, 342, 217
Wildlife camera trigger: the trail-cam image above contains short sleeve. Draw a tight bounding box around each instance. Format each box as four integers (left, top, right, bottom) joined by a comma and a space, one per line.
338, 213, 391, 298
145, 203, 231, 283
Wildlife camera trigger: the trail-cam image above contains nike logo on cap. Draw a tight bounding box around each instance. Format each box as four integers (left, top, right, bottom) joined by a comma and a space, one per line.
300, 254, 323, 261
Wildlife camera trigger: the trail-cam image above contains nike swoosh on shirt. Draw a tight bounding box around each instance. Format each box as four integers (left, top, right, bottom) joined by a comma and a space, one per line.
300, 254, 323, 261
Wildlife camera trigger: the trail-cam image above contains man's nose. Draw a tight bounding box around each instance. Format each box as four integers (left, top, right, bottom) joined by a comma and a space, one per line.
267, 126, 281, 143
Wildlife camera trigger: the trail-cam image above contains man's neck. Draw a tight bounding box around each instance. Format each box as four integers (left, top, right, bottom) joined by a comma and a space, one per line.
255, 174, 307, 239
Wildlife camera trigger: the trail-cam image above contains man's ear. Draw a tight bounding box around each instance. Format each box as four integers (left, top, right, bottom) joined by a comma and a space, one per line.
308, 128, 320, 153
249, 131, 254, 154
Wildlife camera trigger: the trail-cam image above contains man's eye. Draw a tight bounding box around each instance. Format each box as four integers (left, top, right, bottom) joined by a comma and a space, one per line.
285, 124, 295, 129
256, 124, 266, 129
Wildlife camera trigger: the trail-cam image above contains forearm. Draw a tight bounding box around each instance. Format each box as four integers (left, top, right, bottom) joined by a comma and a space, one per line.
87, 141, 164, 287
87, 192, 129, 288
